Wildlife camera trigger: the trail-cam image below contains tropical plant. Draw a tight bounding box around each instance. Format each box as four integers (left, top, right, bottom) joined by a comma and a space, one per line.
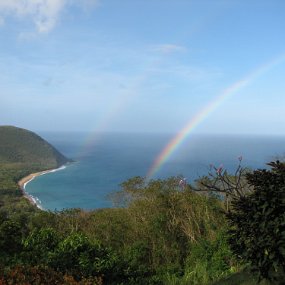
227, 161, 285, 282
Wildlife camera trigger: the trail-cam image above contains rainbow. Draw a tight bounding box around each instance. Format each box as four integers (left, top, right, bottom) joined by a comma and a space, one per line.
78, 77, 145, 158
146, 53, 285, 179
78, 58, 163, 158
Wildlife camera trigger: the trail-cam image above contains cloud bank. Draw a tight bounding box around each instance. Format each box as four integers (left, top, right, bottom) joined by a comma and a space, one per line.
0, 0, 99, 33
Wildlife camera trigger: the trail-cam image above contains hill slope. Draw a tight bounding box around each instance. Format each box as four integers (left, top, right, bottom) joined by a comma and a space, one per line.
0, 126, 70, 170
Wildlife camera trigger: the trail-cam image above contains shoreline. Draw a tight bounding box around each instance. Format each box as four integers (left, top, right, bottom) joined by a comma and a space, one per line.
18, 165, 67, 210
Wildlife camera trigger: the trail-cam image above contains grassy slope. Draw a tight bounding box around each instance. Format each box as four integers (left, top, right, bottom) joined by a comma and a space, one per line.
0, 125, 70, 170
0, 126, 71, 214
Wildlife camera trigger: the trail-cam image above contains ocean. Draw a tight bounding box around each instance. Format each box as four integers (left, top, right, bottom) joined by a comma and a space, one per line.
25, 132, 285, 211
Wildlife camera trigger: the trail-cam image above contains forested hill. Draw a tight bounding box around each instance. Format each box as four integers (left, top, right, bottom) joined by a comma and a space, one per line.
0, 125, 70, 170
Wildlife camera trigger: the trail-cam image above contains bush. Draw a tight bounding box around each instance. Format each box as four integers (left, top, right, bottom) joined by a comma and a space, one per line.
0, 220, 23, 258
0, 265, 103, 285
227, 161, 285, 282
23, 227, 60, 264
176, 229, 236, 285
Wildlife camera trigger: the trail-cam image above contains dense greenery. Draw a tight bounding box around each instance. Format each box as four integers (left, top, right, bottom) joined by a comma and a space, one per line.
0, 173, 238, 284
227, 161, 285, 283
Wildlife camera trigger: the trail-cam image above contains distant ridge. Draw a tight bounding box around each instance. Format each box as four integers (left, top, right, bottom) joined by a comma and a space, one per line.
0, 125, 71, 170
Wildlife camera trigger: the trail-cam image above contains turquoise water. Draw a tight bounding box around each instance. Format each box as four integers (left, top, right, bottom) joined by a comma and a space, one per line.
25, 132, 285, 211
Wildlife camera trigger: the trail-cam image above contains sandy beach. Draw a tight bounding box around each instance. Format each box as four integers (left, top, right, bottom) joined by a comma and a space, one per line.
18, 167, 65, 208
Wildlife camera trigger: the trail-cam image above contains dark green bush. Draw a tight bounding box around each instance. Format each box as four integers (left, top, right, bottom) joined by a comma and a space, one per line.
227, 161, 285, 282
0, 220, 23, 257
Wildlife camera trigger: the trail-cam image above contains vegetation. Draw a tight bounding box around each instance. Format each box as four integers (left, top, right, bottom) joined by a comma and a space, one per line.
0, 125, 71, 170
226, 161, 285, 283
0, 126, 285, 284
0, 172, 238, 284
0, 176, 246, 284
0, 125, 72, 224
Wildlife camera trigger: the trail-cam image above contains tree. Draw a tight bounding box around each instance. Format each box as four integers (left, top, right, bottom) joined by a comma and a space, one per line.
0, 220, 23, 258
194, 157, 252, 211
23, 227, 60, 265
227, 161, 285, 282
50, 232, 119, 282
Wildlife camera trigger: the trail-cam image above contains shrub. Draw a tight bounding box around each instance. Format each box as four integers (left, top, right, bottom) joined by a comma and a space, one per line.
227, 161, 285, 282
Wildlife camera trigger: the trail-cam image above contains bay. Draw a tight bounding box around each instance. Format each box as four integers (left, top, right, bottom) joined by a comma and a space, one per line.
25, 132, 285, 211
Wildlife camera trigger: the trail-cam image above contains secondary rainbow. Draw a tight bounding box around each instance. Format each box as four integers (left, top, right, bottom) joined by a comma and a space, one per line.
147, 53, 285, 179
77, 57, 165, 159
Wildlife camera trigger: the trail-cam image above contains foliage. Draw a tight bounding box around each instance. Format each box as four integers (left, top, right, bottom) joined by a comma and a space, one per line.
227, 160, 285, 282
0, 265, 103, 285
0, 171, 235, 284
194, 158, 252, 211
50, 233, 116, 279
0, 220, 23, 261
210, 270, 264, 285
0, 126, 73, 232
0, 125, 70, 169
163, 229, 238, 285
23, 227, 60, 264
21, 228, 122, 283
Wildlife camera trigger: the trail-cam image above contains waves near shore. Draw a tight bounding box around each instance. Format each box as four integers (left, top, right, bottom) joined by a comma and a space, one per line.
18, 165, 67, 210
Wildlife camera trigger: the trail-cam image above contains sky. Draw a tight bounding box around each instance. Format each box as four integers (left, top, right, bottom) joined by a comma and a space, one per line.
1, 0, 285, 135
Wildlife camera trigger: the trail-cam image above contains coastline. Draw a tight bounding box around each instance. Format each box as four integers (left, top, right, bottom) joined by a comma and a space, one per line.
18, 165, 66, 210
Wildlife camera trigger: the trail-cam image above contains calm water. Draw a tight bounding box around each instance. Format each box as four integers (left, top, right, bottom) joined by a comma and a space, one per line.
25, 132, 285, 211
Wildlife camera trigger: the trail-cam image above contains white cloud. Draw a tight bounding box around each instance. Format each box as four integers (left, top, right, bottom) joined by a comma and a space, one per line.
34, 0, 67, 33
0, 0, 99, 33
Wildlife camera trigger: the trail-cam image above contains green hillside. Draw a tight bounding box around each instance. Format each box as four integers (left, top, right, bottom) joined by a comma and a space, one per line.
0, 125, 70, 170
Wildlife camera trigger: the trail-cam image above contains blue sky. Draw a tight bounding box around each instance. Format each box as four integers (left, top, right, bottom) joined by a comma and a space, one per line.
1, 0, 285, 135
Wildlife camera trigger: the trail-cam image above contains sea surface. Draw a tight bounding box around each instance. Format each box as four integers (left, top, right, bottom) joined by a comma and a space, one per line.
25, 132, 285, 211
